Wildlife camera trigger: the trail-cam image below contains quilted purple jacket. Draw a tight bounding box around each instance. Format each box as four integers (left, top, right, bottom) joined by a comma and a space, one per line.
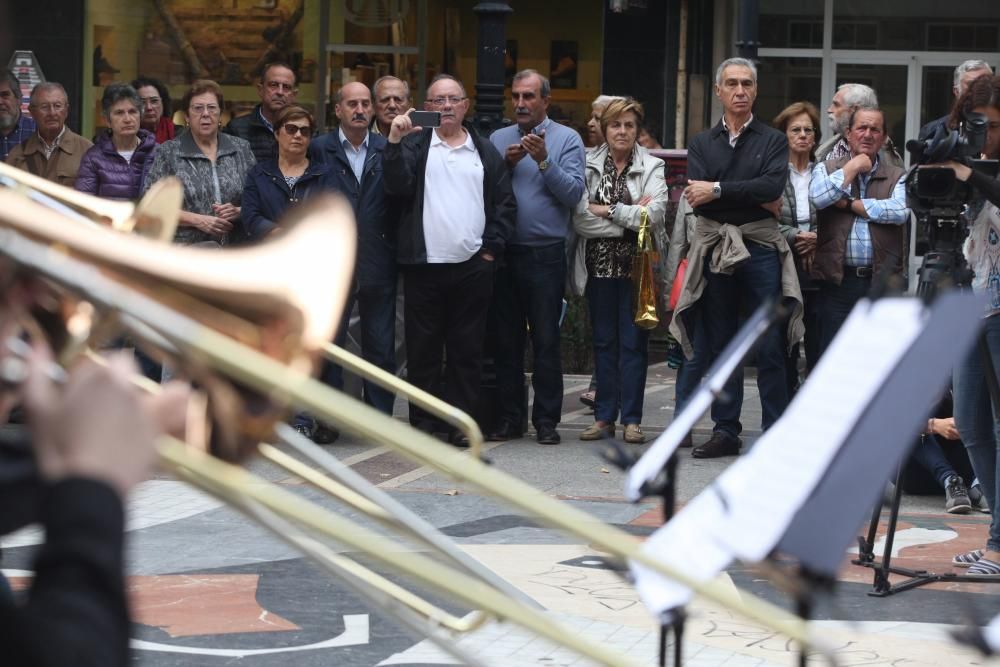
74, 129, 157, 200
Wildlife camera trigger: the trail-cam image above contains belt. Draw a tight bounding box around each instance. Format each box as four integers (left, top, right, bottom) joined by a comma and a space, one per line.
844, 265, 873, 278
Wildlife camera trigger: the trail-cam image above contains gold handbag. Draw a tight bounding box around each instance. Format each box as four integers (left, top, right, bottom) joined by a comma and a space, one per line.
631, 207, 660, 330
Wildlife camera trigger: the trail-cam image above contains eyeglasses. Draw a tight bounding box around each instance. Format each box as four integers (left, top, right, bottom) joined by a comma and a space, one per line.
788, 126, 815, 135
189, 104, 220, 117
427, 96, 465, 107
140, 96, 162, 107
266, 81, 295, 93
281, 123, 312, 137
31, 102, 65, 113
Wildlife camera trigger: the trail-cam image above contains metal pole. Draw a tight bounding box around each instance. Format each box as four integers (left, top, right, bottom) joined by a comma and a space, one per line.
675, 0, 689, 148
472, 1, 513, 135
736, 0, 760, 61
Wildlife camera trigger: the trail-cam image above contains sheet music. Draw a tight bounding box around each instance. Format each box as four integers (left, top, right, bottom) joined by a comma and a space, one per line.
630, 298, 927, 614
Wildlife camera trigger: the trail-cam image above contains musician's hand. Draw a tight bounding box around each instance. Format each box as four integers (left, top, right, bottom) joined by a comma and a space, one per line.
23, 350, 160, 496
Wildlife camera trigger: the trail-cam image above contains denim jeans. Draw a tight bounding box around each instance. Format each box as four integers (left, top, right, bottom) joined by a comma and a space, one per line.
818, 272, 871, 357
701, 241, 787, 436
675, 303, 708, 414
493, 242, 566, 429
953, 313, 1000, 551
586, 276, 649, 425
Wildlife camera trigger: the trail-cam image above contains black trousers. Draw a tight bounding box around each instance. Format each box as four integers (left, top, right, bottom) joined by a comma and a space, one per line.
402, 254, 495, 431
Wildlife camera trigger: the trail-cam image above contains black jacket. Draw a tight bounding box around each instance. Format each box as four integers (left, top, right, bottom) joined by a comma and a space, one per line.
309, 131, 399, 288
224, 105, 277, 164
241, 159, 336, 241
382, 125, 516, 264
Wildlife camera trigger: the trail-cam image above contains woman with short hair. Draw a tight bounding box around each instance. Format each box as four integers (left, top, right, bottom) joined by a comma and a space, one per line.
74, 83, 156, 200
131, 76, 174, 144
142, 79, 256, 246
572, 98, 668, 444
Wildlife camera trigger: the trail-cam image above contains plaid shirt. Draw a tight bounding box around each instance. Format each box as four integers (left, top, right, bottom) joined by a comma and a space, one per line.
810, 157, 908, 267
0, 113, 36, 162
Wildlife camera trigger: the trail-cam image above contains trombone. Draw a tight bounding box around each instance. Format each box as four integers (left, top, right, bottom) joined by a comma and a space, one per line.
0, 178, 824, 662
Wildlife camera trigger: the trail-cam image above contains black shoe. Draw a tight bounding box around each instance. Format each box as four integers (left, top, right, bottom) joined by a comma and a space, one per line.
487, 421, 523, 442
312, 420, 340, 444
449, 431, 470, 448
945, 475, 973, 514
291, 421, 315, 439
536, 424, 561, 445
691, 431, 741, 458
678, 432, 693, 448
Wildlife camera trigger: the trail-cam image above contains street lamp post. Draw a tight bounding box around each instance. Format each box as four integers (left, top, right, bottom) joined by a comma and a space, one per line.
472, 1, 513, 134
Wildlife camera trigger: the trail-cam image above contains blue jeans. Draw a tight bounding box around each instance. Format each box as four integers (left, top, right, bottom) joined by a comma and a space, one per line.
701, 241, 787, 436
953, 314, 1000, 551
675, 303, 708, 414
586, 277, 649, 425
493, 242, 566, 428
818, 272, 871, 356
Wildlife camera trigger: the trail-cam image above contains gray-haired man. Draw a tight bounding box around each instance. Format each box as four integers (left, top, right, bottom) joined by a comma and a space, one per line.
919, 59, 995, 140
817, 83, 901, 166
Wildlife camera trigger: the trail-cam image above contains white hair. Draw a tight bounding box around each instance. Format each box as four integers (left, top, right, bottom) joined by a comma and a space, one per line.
715, 57, 757, 86
592, 94, 624, 110
837, 83, 878, 109
954, 59, 993, 90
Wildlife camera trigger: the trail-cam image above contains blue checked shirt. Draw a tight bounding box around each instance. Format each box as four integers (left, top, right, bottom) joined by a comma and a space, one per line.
0, 113, 36, 162
809, 158, 908, 267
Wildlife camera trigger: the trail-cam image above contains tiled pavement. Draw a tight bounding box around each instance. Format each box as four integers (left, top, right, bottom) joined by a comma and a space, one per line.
2, 367, 998, 665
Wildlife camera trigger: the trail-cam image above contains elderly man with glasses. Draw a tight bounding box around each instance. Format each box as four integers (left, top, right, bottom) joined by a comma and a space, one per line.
383, 74, 516, 447
224, 62, 298, 163
6, 82, 92, 186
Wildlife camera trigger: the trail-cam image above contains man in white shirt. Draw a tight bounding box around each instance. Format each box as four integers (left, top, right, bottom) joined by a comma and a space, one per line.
383, 75, 516, 446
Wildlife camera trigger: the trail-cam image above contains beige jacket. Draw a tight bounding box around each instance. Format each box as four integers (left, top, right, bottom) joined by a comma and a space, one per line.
569, 143, 668, 295
6, 128, 92, 187
667, 216, 804, 359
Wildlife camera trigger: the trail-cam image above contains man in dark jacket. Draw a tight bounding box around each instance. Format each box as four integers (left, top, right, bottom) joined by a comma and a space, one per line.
383, 74, 516, 446
224, 62, 297, 163
309, 81, 398, 417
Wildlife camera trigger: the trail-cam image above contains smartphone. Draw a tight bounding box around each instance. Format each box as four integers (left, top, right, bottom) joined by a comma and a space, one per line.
410, 111, 442, 128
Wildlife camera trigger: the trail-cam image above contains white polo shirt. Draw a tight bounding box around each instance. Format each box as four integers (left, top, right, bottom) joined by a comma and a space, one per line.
422, 128, 486, 263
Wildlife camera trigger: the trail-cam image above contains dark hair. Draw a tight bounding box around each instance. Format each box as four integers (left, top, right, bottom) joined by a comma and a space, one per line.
131, 76, 171, 112
847, 106, 884, 132
773, 101, 822, 160
274, 104, 314, 134
600, 97, 644, 139
949, 74, 1000, 131
0, 69, 20, 96
100, 83, 141, 117
181, 79, 224, 111
260, 62, 298, 87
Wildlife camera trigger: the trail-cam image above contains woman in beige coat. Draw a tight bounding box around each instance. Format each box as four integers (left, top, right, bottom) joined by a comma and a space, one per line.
572, 98, 668, 443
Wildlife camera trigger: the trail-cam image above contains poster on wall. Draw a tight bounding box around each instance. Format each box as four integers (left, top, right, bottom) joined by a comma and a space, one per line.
550, 40, 578, 90
6, 51, 45, 113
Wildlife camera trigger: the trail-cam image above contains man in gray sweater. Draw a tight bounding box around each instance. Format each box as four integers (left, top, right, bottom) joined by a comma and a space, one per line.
488, 69, 585, 445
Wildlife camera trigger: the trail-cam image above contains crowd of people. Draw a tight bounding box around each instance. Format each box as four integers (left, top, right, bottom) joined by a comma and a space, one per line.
4, 53, 1000, 585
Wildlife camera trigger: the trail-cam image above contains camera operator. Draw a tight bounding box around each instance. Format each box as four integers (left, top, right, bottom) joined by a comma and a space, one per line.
942, 74, 1000, 575
919, 60, 994, 142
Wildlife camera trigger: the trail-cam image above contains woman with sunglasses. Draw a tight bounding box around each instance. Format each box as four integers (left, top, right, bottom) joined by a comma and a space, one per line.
241, 105, 331, 241
142, 79, 255, 246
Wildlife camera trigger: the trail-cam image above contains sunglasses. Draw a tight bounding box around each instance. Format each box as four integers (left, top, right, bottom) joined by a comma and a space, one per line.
281, 123, 312, 137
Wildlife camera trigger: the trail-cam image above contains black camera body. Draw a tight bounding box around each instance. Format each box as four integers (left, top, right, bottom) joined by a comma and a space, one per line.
905, 112, 998, 295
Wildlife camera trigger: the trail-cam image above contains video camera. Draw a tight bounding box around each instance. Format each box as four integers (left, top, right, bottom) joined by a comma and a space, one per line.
905, 112, 998, 295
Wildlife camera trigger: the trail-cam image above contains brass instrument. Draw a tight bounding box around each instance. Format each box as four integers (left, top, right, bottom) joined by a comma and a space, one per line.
0, 173, 826, 664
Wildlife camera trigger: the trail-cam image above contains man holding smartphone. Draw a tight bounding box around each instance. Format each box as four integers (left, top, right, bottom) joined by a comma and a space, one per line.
383, 74, 516, 447
487, 69, 585, 445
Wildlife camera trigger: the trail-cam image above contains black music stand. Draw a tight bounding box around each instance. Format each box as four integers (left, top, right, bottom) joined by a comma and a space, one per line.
604, 299, 788, 667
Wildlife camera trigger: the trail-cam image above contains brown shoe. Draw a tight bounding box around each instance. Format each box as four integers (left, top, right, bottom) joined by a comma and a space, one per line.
580, 421, 614, 441
691, 431, 741, 458
623, 424, 646, 444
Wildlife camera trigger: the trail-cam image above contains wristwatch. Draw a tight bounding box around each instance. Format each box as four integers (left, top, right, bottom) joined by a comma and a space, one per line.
538, 159, 550, 172
712, 182, 722, 199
